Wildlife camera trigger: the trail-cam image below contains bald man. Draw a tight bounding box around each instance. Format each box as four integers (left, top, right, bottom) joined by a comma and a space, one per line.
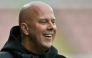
0, 1, 65, 58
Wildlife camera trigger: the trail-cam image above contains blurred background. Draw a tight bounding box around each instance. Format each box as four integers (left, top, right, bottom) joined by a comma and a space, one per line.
0, 0, 92, 58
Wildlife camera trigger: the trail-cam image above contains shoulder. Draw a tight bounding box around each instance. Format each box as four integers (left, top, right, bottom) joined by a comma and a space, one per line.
0, 51, 13, 58
56, 54, 66, 58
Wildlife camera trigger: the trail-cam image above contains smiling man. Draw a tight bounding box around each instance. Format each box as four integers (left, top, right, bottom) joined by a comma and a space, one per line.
0, 1, 65, 58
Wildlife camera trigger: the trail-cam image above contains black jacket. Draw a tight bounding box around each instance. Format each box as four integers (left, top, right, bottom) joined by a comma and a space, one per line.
0, 26, 66, 58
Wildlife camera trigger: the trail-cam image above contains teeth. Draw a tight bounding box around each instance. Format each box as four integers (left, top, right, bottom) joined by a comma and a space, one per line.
43, 34, 52, 37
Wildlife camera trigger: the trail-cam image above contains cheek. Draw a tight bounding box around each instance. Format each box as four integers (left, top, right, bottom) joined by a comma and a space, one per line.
36, 24, 47, 33
53, 25, 57, 33
29, 26, 44, 37
54, 25, 57, 29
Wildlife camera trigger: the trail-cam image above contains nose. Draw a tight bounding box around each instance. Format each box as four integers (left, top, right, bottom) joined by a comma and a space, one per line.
47, 22, 56, 31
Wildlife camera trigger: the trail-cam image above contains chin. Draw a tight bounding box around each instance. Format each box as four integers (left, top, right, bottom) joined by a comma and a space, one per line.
43, 44, 52, 49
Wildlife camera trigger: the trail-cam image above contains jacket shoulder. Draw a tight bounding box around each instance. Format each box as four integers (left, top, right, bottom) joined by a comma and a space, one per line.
56, 54, 66, 58
0, 51, 13, 58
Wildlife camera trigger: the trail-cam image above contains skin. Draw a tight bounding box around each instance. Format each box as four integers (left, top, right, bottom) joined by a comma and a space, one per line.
19, 1, 57, 54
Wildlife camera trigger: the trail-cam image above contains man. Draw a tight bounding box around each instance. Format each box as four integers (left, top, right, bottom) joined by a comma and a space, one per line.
0, 1, 65, 58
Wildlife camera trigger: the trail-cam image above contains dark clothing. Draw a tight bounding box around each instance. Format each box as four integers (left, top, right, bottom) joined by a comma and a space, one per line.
0, 26, 66, 58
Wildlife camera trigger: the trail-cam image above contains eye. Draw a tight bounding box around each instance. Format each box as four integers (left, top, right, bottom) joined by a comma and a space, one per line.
52, 21, 55, 23
52, 19, 55, 24
39, 19, 47, 24
41, 20, 46, 23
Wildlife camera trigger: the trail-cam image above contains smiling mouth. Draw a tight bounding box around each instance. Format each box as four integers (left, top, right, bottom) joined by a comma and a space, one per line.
43, 34, 53, 40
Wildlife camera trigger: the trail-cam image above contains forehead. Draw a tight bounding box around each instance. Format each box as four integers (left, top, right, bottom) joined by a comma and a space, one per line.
38, 13, 55, 20
36, 5, 55, 19
26, 4, 55, 21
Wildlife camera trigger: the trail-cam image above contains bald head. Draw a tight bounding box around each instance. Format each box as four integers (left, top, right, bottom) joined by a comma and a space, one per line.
19, 1, 53, 26
19, 1, 56, 53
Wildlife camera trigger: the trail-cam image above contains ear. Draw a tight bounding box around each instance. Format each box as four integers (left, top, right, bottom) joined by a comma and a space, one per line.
21, 23, 29, 35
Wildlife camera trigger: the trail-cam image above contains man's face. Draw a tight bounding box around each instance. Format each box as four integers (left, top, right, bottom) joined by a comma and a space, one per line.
27, 7, 57, 49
